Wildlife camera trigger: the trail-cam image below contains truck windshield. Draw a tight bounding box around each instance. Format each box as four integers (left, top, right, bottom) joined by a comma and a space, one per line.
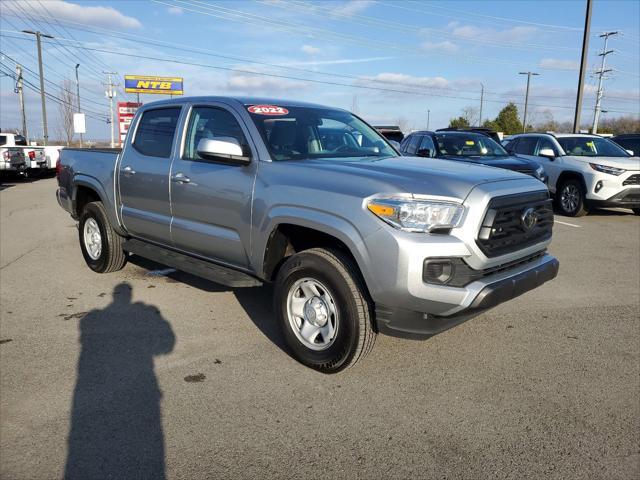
557, 137, 630, 157
247, 105, 395, 161
434, 132, 509, 158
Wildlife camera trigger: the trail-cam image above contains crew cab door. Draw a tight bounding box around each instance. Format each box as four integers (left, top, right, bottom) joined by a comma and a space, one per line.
169, 104, 257, 268
119, 106, 182, 244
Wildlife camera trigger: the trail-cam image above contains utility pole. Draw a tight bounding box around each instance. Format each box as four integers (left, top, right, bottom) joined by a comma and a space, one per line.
573, 0, 593, 133
592, 31, 618, 134
103, 72, 118, 148
23, 30, 53, 145
15, 65, 28, 142
427, 109, 430, 130
518, 71, 539, 133
75, 64, 83, 147
479, 83, 484, 125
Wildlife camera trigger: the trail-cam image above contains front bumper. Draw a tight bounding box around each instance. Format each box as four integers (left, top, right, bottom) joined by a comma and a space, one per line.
589, 188, 640, 208
375, 253, 559, 339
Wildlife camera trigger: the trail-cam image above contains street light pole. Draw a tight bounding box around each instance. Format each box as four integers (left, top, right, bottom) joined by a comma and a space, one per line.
518, 71, 539, 133
75, 63, 83, 147
23, 30, 54, 145
427, 109, 430, 130
573, 0, 593, 133
479, 83, 484, 125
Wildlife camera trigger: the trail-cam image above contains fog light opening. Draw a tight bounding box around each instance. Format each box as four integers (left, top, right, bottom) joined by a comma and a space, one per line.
423, 259, 455, 285
595, 181, 603, 193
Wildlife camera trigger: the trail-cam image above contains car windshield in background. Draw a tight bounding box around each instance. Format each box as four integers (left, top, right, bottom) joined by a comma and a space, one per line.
434, 132, 509, 158
247, 106, 395, 161
558, 137, 630, 157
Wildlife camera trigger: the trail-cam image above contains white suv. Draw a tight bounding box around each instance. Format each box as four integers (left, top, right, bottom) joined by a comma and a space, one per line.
504, 133, 640, 216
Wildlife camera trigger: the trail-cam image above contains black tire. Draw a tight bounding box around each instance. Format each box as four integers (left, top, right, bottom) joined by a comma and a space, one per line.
555, 178, 589, 217
78, 201, 127, 273
274, 248, 376, 373
633, 208, 640, 216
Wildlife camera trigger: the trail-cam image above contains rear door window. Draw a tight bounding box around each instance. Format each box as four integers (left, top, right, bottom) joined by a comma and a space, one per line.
514, 136, 538, 155
133, 107, 181, 158
405, 135, 422, 154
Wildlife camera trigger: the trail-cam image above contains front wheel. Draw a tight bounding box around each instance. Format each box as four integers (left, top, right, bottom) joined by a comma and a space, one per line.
556, 179, 589, 217
78, 201, 127, 273
274, 248, 376, 373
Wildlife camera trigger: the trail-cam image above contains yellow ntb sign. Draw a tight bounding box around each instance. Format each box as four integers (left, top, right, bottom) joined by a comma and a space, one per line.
124, 75, 183, 95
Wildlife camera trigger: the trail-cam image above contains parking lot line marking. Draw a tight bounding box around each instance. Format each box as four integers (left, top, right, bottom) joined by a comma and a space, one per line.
554, 220, 581, 228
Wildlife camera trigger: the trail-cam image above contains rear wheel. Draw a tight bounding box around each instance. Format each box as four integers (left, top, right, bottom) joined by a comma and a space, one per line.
556, 179, 589, 217
633, 208, 640, 216
274, 248, 376, 373
78, 201, 127, 273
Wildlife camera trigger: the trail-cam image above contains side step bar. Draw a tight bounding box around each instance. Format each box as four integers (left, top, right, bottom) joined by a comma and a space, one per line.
123, 238, 262, 288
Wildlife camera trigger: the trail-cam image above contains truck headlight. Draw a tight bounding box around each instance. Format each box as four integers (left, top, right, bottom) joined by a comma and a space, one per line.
367, 195, 464, 232
589, 163, 625, 176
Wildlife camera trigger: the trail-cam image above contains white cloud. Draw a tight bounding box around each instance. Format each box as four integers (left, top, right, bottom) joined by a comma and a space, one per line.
539, 58, 580, 71
301, 45, 321, 55
167, 6, 183, 15
333, 0, 374, 17
5, 0, 141, 29
226, 73, 308, 93
448, 24, 537, 44
421, 40, 459, 54
359, 73, 451, 90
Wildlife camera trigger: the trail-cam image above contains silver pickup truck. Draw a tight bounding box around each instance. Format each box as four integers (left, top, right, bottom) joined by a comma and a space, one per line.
56, 97, 559, 372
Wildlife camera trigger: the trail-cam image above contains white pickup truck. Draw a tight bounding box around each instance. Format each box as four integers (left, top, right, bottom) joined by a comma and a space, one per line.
0, 132, 48, 176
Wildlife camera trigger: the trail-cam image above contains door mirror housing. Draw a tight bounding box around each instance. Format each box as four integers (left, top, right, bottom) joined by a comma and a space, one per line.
625, 149, 634, 156
538, 148, 556, 158
196, 137, 251, 165
416, 148, 432, 157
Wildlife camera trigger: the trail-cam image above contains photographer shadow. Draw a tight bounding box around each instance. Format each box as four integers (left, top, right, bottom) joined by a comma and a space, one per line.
64, 283, 175, 480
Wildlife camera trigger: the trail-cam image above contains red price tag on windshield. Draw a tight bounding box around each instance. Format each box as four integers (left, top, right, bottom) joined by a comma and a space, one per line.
248, 105, 289, 115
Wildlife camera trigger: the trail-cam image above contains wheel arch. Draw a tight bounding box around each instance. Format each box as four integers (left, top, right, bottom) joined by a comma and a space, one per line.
73, 175, 126, 236
556, 170, 587, 193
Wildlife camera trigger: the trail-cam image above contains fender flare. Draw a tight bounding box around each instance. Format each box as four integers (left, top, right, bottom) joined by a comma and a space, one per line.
256, 206, 380, 294
73, 174, 127, 236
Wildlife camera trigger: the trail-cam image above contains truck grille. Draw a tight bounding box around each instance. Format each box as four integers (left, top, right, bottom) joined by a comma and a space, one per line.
622, 174, 640, 186
477, 191, 553, 258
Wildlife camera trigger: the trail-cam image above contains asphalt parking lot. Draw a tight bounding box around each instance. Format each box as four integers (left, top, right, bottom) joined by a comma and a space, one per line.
1, 177, 638, 480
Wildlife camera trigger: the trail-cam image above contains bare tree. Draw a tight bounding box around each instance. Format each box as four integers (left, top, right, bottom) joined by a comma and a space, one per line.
395, 116, 410, 133
461, 106, 479, 126
58, 79, 77, 146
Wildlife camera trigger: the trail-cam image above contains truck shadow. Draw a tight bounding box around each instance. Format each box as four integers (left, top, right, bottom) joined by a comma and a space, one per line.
128, 255, 289, 354
65, 282, 175, 480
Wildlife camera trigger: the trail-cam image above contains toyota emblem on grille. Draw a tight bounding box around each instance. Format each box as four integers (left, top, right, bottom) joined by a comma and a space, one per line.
521, 207, 538, 231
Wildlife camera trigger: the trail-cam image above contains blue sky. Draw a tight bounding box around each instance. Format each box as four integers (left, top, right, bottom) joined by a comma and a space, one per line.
1, 0, 639, 141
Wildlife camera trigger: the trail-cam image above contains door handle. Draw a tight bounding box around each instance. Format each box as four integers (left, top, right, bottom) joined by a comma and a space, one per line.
171, 173, 191, 184
122, 165, 136, 176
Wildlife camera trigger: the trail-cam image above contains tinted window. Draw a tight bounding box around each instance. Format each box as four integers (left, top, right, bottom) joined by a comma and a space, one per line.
184, 107, 248, 160
14, 135, 27, 146
405, 135, 422, 154
558, 137, 630, 157
133, 107, 181, 158
419, 135, 436, 156
537, 137, 557, 156
0, 135, 6, 146
514, 136, 538, 155
614, 138, 640, 155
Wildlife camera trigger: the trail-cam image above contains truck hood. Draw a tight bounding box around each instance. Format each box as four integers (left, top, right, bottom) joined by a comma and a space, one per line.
573, 155, 640, 171
280, 155, 532, 200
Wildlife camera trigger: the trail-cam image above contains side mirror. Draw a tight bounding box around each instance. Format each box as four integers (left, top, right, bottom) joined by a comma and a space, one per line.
416, 148, 432, 157
196, 137, 251, 165
625, 149, 634, 156
538, 148, 556, 159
